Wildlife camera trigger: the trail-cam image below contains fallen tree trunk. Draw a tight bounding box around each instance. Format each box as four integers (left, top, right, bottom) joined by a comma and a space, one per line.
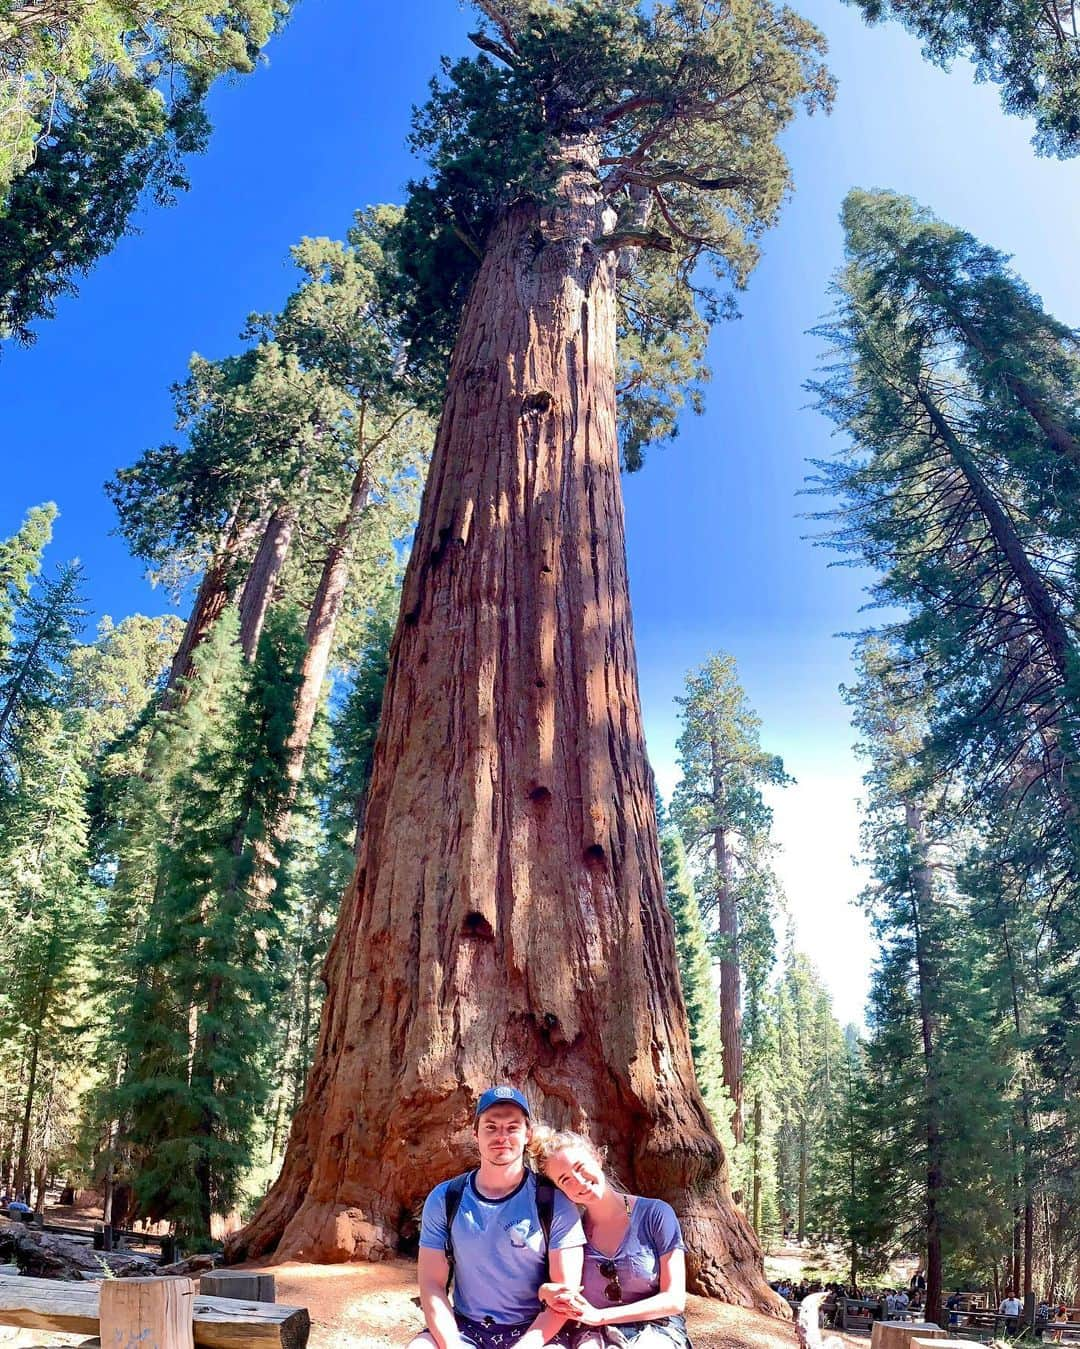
0, 1221, 151, 1279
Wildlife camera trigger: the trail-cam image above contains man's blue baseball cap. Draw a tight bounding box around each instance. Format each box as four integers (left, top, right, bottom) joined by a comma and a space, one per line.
475, 1085, 531, 1119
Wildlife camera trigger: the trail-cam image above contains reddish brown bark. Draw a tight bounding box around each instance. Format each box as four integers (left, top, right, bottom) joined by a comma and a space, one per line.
238, 503, 300, 660
284, 470, 373, 792
162, 512, 261, 707
231, 138, 781, 1313
245, 471, 373, 900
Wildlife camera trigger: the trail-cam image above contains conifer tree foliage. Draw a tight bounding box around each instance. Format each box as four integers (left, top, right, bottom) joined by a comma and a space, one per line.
0, 504, 56, 661
672, 653, 789, 1145
236, 0, 828, 1308
0, 560, 87, 796
109, 608, 304, 1244
842, 0, 1080, 156
658, 807, 733, 1146
392, 0, 833, 464
811, 189, 1080, 868
0, 0, 294, 343
811, 189, 1080, 1304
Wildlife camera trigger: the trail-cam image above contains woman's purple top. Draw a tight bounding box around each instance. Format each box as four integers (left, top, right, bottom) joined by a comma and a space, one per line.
582, 1197, 684, 1309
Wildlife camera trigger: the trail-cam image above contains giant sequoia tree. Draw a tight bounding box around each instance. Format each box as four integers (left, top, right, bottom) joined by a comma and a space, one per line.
233, 0, 829, 1307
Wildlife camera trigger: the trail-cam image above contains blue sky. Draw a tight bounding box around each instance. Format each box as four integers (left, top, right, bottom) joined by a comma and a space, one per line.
4, 0, 1079, 1026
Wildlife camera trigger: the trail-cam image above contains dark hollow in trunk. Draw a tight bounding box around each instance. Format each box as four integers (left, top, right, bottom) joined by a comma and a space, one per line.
232, 141, 781, 1313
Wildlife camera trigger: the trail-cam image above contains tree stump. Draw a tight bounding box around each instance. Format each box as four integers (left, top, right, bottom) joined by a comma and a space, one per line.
872, 1323, 945, 1349
199, 1272, 275, 1303
100, 1277, 195, 1349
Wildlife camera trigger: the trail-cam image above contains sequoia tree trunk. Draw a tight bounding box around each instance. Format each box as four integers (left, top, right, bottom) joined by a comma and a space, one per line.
711, 740, 743, 1145
163, 511, 262, 707
284, 469, 373, 793
238, 503, 299, 660
230, 137, 780, 1312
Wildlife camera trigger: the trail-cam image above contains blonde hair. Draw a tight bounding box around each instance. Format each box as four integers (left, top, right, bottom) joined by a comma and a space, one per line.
527, 1123, 611, 1176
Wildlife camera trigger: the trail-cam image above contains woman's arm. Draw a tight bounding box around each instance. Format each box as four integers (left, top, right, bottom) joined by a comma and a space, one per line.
564, 1249, 687, 1328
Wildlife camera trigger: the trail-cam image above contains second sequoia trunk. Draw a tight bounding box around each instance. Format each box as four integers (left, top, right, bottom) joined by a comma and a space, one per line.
233, 139, 779, 1312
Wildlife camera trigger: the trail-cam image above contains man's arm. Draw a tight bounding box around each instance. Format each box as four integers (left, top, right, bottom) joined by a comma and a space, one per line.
512, 1244, 584, 1348
418, 1247, 463, 1349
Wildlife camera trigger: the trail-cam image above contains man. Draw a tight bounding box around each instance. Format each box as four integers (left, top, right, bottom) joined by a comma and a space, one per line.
1000, 1292, 1023, 1334
410, 1086, 585, 1349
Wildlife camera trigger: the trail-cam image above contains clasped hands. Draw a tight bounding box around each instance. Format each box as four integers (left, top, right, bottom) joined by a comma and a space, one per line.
539, 1283, 604, 1325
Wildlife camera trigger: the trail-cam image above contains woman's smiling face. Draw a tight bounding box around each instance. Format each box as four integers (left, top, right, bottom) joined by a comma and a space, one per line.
545, 1144, 608, 1205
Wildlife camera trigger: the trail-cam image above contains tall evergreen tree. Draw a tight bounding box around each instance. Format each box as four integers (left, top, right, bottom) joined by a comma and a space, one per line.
0, 505, 56, 661
111, 607, 304, 1242
672, 652, 789, 1144
840, 0, 1080, 156
0, 0, 294, 342
236, 0, 831, 1304
659, 809, 732, 1145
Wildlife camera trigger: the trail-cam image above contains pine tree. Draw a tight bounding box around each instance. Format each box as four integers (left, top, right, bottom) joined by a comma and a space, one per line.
0, 505, 57, 662
659, 811, 732, 1144
672, 652, 790, 1144
111, 607, 304, 1242
0, 1, 295, 342
0, 560, 86, 793
841, 0, 1080, 156
0, 708, 93, 1201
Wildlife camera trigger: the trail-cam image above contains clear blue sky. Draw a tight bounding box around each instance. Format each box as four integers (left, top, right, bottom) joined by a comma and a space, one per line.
3, 0, 1079, 1026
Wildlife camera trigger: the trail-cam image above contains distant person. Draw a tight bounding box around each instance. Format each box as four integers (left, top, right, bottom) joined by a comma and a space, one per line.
1000, 1293, 1022, 1333
6, 1197, 30, 1217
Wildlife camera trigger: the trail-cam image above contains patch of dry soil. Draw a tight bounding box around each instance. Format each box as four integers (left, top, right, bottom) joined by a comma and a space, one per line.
245, 1258, 852, 1349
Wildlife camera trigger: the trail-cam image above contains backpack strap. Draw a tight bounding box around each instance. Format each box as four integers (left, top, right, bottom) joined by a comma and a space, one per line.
443, 1171, 472, 1291
535, 1176, 556, 1273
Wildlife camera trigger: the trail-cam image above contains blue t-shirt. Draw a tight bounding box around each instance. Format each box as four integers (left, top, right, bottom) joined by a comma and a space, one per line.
420, 1171, 586, 1324
581, 1197, 684, 1309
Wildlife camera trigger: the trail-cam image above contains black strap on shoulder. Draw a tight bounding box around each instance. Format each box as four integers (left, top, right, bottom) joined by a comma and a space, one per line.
443, 1171, 556, 1289
443, 1171, 472, 1290
535, 1176, 555, 1262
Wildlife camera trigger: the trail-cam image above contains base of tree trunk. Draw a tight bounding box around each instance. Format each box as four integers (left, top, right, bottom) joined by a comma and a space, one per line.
229, 1144, 785, 1314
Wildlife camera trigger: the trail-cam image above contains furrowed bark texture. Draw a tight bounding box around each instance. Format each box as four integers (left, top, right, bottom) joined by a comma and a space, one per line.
162, 513, 261, 707
233, 142, 781, 1314
238, 503, 299, 660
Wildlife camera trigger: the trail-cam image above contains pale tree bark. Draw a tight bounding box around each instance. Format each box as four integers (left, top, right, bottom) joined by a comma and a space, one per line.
238, 503, 300, 660
162, 511, 262, 708
231, 136, 781, 1312
284, 468, 373, 793
710, 739, 743, 1145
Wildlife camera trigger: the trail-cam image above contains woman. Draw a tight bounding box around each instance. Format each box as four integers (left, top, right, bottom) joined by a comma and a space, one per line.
529, 1126, 690, 1348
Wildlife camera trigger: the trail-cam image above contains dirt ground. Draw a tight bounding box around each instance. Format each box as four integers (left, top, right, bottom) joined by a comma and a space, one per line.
242, 1257, 869, 1349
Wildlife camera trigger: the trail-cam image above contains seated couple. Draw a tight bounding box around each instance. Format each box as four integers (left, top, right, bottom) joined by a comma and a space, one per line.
409, 1085, 690, 1349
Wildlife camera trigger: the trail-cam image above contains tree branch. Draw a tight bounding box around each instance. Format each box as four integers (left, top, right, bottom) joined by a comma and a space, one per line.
467, 30, 518, 66
471, 0, 520, 54
595, 228, 674, 254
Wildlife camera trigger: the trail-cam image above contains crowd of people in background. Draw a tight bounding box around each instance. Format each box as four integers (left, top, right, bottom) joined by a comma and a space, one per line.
768, 1274, 1079, 1336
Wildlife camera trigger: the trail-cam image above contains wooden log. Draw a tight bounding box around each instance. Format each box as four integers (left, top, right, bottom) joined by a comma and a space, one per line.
0, 1276, 309, 1349
872, 1322, 946, 1349
199, 1272, 274, 1303
912, 1340, 983, 1349
100, 1277, 194, 1349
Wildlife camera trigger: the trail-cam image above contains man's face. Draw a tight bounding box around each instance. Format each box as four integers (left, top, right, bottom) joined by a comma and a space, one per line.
474, 1103, 529, 1167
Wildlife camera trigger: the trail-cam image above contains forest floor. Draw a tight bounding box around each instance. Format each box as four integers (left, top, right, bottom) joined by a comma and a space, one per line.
237, 1257, 873, 1349
0, 1253, 871, 1349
